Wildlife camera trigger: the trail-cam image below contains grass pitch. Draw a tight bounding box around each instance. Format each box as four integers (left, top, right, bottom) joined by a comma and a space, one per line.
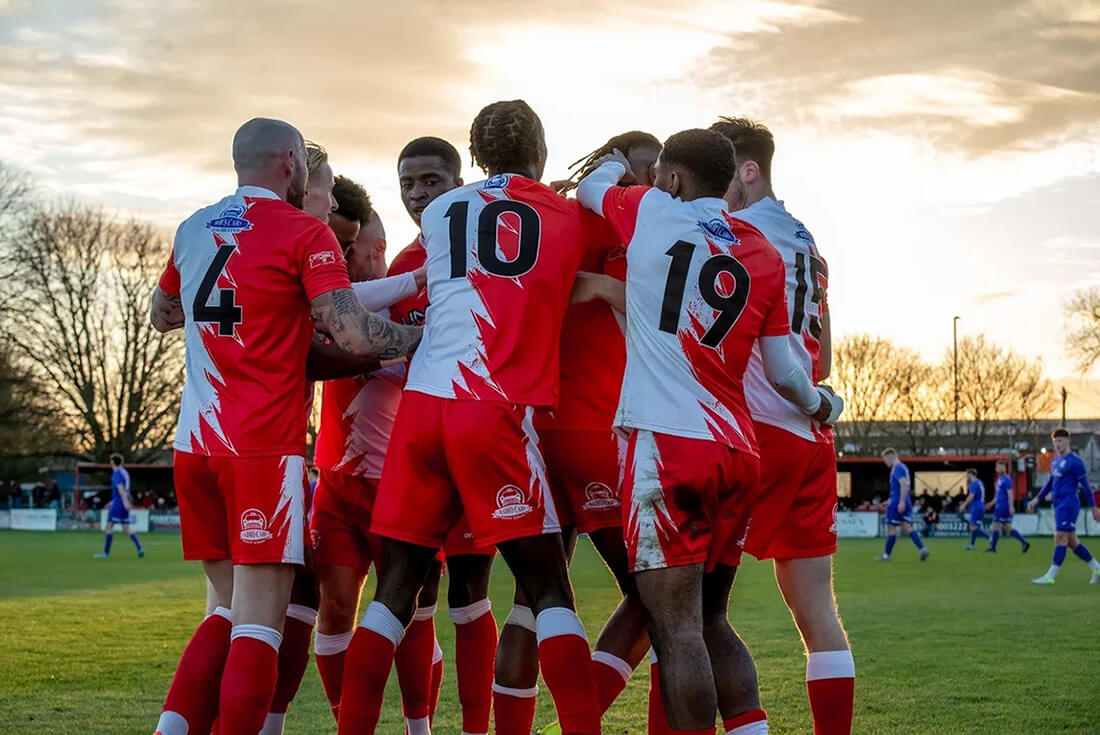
0, 531, 1097, 734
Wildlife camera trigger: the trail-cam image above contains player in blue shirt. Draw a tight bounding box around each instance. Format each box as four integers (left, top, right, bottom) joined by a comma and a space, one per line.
93, 454, 144, 559
958, 469, 991, 551
876, 448, 930, 561
1028, 429, 1100, 584
984, 461, 1029, 553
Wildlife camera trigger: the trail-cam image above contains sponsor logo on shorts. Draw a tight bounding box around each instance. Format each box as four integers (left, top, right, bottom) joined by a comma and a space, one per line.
492, 484, 533, 520
582, 482, 620, 511
309, 251, 338, 269
829, 502, 838, 534
206, 204, 253, 233
240, 508, 273, 544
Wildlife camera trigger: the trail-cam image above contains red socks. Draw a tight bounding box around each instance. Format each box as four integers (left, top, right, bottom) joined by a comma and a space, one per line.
337, 602, 405, 734
219, 624, 282, 735
805, 650, 855, 735
648, 657, 671, 735
394, 605, 436, 723
269, 605, 316, 718
314, 630, 353, 720
492, 683, 539, 735
451, 599, 497, 734
155, 607, 231, 735
429, 638, 444, 722
592, 650, 633, 715
536, 607, 601, 735
723, 708, 768, 734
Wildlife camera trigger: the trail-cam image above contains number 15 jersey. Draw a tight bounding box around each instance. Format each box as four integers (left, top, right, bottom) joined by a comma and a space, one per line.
160, 186, 351, 458
404, 174, 610, 407
585, 177, 788, 456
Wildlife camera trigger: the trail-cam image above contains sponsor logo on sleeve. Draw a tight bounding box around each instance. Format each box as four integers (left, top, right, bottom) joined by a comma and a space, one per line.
492, 484, 533, 519
206, 205, 253, 233
309, 251, 338, 269
697, 218, 739, 244
240, 508, 273, 543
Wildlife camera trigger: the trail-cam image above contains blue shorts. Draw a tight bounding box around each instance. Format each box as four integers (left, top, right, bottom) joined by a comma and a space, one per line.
886, 503, 913, 526
969, 511, 984, 525
993, 513, 1013, 524
1055, 502, 1080, 532
107, 507, 131, 526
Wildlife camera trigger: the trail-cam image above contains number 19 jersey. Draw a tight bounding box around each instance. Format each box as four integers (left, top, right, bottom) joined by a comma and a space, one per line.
160, 186, 351, 457
739, 197, 831, 443
595, 185, 789, 456
404, 174, 610, 407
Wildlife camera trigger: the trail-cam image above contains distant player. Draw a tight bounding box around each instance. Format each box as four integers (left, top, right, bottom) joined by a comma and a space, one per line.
150, 117, 420, 735
959, 469, 991, 551
876, 449, 930, 561
712, 116, 854, 735
576, 129, 843, 734
985, 462, 1029, 553
1029, 428, 1100, 584
337, 100, 608, 735
94, 453, 144, 559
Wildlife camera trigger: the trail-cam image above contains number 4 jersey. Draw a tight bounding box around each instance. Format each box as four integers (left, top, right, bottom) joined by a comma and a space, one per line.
159, 186, 351, 457
404, 174, 611, 407
739, 197, 831, 443
579, 165, 788, 456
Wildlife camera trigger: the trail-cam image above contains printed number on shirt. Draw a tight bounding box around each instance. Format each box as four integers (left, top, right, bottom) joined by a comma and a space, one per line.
791, 252, 826, 338
659, 240, 750, 349
192, 244, 243, 336
444, 199, 540, 278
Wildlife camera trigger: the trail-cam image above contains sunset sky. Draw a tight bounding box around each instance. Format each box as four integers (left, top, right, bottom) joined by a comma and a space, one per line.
2, 0, 1099, 414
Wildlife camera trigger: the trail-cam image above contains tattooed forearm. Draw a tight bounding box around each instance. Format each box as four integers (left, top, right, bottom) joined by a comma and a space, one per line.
364, 312, 422, 361
311, 287, 421, 360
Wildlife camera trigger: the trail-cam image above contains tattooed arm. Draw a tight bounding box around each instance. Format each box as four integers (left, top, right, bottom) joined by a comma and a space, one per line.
306, 335, 382, 381
310, 287, 421, 361
150, 287, 184, 333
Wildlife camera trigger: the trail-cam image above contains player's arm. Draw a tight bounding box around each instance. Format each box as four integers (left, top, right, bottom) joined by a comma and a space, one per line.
310, 288, 421, 362
758, 335, 843, 424
1029, 476, 1053, 510
1072, 460, 1100, 520
570, 271, 626, 314
817, 307, 832, 381
117, 481, 133, 511
150, 288, 184, 333
897, 476, 910, 512
305, 334, 382, 381
960, 491, 971, 512
351, 272, 420, 312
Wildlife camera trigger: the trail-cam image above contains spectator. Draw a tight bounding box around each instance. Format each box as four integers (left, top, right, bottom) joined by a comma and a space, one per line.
10, 481, 23, 509
922, 504, 939, 538
141, 492, 155, 509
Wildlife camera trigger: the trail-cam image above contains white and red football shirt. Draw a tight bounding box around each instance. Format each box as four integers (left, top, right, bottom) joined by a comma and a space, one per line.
387, 237, 429, 327
404, 175, 611, 406
739, 198, 832, 443
160, 186, 351, 457
581, 168, 789, 456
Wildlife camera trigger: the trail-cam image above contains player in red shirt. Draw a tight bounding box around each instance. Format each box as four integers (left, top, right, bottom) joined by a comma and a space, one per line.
150, 118, 420, 735
713, 117, 854, 735
575, 129, 843, 735
389, 136, 500, 735
337, 101, 607, 735
495, 131, 662, 735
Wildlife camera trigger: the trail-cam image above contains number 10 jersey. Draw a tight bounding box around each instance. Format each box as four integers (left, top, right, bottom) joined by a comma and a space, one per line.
405, 175, 611, 407
590, 183, 789, 457
159, 186, 351, 457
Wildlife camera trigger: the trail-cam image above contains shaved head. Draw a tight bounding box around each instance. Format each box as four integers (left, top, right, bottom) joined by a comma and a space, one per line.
231, 117, 308, 208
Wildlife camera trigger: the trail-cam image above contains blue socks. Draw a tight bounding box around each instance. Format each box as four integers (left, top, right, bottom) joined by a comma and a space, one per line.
1053, 545, 1068, 567
909, 531, 925, 550
103, 534, 113, 556
990, 531, 1000, 550
1073, 544, 1093, 563
130, 533, 143, 552
884, 535, 897, 557
1010, 529, 1027, 546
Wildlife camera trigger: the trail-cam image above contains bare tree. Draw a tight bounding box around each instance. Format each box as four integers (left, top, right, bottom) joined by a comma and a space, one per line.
0, 163, 32, 319
0, 202, 183, 460
892, 361, 950, 455
1065, 288, 1100, 374
831, 334, 917, 452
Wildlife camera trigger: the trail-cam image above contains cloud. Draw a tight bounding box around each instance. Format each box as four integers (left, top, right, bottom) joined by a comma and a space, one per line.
699, 0, 1100, 155
973, 290, 1019, 304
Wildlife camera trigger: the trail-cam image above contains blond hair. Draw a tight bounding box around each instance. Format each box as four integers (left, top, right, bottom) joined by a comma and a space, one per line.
305, 140, 329, 177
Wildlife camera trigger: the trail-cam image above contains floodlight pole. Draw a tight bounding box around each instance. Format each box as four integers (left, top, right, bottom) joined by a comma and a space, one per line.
953, 315, 960, 444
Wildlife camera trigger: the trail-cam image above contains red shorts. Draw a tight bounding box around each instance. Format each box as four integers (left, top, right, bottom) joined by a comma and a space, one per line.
742, 422, 838, 561
622, 430, 759, 573
373, 392, 560, 550
310, 470, 380, 572
175, 450, 306, 566
541, 428, 624, 534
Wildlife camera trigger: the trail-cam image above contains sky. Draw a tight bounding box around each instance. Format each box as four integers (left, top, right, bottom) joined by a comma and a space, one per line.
1, 0, 1099, 413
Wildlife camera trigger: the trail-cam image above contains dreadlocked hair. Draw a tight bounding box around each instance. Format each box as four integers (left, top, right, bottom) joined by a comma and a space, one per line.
559, 130, 661, 193
469, 100, 544, 175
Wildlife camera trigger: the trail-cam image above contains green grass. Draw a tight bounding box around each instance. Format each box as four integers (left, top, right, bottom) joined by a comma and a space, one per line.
0, 531, 1097, 734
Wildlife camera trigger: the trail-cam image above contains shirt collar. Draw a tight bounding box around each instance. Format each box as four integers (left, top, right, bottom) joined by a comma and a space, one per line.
236, 185, 280, 200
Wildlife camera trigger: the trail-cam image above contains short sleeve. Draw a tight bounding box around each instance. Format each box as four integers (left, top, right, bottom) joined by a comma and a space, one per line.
299, 225, 352, 300
158, 251, 180, 297
600, 185, 650, 245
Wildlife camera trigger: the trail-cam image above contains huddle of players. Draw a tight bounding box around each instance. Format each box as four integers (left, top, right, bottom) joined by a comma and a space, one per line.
150, 100, 856, 735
